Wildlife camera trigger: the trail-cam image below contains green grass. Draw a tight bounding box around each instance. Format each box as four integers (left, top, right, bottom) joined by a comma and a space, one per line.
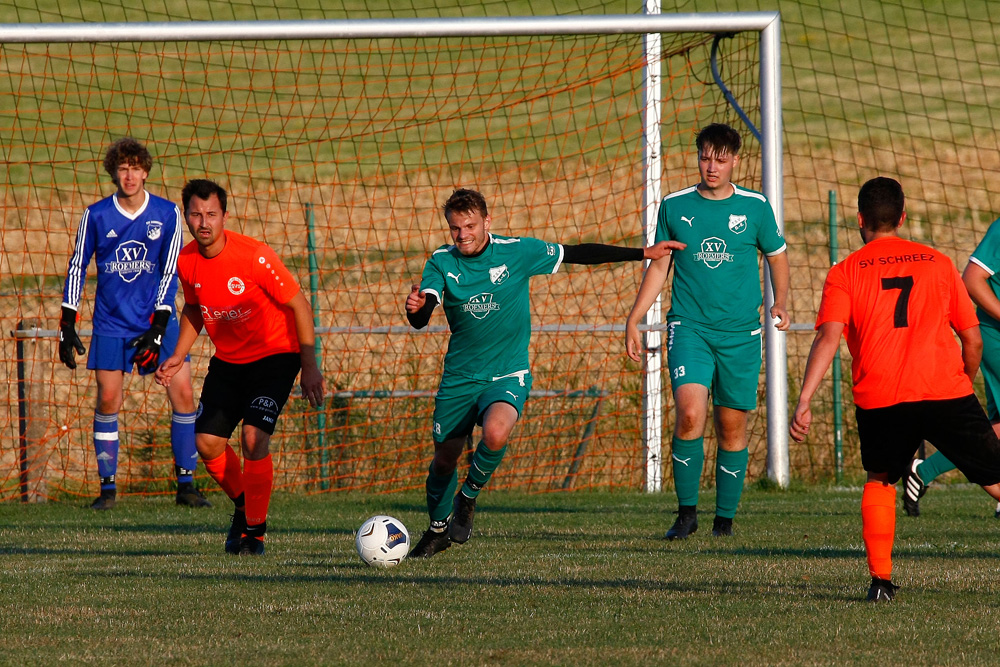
3, 486, 1000, 664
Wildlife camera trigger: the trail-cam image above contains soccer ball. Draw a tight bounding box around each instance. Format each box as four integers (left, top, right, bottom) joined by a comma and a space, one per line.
355, 515, 409, 567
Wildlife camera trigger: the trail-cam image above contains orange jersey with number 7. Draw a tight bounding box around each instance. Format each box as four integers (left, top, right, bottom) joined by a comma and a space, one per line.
816, 235, 979, 409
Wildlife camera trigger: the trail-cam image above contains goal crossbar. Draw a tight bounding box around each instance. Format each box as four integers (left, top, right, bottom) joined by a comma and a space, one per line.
0, 13, 780, 43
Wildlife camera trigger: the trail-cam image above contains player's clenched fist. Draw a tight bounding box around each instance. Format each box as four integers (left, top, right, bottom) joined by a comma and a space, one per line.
405, 284, 426, 313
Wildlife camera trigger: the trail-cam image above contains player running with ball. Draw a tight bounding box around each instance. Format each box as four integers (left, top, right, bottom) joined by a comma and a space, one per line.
405, 188, 681, 558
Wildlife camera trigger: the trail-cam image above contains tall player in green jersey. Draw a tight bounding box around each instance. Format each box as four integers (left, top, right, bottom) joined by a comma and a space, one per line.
625, 123, 790, 539
406, 188, 681, 558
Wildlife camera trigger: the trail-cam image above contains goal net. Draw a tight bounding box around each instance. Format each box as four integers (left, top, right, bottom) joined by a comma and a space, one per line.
0, 14, 771, 500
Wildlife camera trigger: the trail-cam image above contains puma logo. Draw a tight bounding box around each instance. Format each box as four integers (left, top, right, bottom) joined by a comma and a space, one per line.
719, 465, 741, 478
672, 454, 691, 466
505, 391, 519, 400
447, 272, 462, 283
681, 216, 694, 226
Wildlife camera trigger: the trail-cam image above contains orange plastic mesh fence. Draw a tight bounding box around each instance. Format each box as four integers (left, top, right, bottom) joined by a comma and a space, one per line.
1, 28, 763, 500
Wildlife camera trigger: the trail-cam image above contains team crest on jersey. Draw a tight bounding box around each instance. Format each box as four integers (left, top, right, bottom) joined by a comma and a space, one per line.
728, 214, 747, 234
227, 277, 245, 295
105, 240, 154, 283
489, 265, 510, 285
463, 292, 501, 319
146, 220, 163, 240
695, 237, 734, 269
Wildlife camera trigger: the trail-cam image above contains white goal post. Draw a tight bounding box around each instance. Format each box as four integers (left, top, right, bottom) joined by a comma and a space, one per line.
2, 10, 786, 490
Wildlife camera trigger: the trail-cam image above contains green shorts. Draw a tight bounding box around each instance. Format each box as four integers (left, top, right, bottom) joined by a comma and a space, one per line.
432, 369, 532, 442
665, 321, 762, 411
981, 324, 1000, 421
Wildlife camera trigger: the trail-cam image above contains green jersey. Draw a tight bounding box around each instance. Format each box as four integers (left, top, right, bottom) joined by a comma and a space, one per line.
420, 233, 563, 380
969, 217, 1000, 330
655, 183, 786, 332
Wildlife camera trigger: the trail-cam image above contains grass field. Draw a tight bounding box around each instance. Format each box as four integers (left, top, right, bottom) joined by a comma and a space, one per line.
3, 486, 1000, 664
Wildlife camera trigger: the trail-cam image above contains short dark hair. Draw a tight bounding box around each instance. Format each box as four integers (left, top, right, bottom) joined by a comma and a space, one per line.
443, 188, 488, 220
181, 179, 228, 213
858, 177, 904, 232
103, 138, 153, 180
695, 123, 742, 156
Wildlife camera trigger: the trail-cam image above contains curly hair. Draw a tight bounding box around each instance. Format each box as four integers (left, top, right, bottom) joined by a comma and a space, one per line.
103, 138, 153, 181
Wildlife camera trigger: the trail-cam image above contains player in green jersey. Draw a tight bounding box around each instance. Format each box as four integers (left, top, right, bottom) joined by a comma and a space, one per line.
902, 216, 1000, 518
406, 188, 682, 558
624, 123, 790, 539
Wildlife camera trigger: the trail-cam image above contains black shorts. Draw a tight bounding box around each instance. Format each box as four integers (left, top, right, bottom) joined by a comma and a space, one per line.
856, 394, 1000, 485
196, 353, 301, 438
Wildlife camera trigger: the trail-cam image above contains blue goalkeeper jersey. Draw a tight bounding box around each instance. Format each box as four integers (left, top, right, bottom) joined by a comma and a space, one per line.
62, 191, 184, 337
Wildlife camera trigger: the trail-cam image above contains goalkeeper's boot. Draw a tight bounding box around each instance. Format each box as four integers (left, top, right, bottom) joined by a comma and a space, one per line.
448, 493, 477, 544
995, 501, 1000, 519
903, 458, 927, 517
225, 511, 247, 555
238, 535, 266, 556
711, 515, 733, 537
408, 527, 451, 559
90, 489, 117, 511
176, 483, 212, 508
665, 505, 698, 540
866, 577, 900, 602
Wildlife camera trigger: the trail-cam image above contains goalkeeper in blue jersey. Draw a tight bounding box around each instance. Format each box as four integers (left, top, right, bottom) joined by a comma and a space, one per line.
59, 138, 209, 510
405, 188, 681, 558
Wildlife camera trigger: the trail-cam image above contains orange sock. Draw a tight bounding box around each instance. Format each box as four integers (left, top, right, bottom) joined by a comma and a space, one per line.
243, 454, 274, 531
861, 481, 896, 580
202, 446, 245, 502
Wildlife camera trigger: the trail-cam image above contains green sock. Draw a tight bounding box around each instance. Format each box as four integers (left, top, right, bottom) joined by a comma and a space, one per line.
916, 451, 956, 484
715, 448, 749, 520
671, 436, 704, 507
461, 441, 506, 499
426, 464, 458, 523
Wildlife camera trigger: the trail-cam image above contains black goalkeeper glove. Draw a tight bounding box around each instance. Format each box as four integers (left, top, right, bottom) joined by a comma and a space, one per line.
58, 306, 86, 370
128, 309, 171, 374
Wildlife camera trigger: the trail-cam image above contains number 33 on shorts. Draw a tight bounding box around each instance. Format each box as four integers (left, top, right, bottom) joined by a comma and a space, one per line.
673, 366, 686, 380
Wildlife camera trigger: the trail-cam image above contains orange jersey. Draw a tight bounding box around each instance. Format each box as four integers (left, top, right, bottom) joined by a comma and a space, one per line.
177, 231, 301, 364
816, 236, 978, 409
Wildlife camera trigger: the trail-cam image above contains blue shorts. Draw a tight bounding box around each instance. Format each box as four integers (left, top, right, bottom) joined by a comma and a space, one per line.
87, 314, 184, 375
432, 370, 532, 443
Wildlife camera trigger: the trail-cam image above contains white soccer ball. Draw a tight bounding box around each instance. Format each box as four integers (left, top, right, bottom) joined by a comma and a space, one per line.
355, 515, 409, 567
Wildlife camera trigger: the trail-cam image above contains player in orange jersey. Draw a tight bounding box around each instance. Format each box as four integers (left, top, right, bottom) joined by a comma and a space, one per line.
790, 177, 1000, 602
156, 179, 325, 556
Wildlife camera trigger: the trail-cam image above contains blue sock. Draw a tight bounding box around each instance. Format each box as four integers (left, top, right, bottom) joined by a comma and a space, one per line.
93, 411, 119, 491
171, 411, 198, 484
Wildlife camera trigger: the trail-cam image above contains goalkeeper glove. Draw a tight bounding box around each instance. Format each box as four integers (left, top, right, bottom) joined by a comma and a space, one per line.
58, 306, 86, 370
128, 309, 171, 374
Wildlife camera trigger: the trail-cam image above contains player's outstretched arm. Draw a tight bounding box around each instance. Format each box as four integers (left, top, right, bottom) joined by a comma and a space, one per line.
765, 250, 791, 331
790, 321, 844, 442
561, 240, 685, 265
624, 255, 673, 363
287, 291, 326, 408
155, 303, 202, 387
